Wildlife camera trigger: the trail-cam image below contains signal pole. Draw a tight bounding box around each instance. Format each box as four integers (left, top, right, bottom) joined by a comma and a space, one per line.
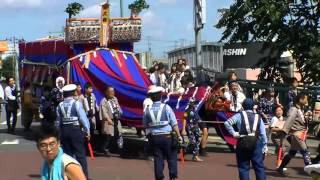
120, 0, 124, 17
194, 0, 206, 84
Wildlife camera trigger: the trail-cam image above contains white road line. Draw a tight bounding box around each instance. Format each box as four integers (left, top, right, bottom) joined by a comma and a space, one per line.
0, 111, 21, 125
1, 139, 19, 145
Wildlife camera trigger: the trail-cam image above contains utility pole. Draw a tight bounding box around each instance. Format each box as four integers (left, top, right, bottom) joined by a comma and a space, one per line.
13, 37, 20, 90
194, 0, 206, 69
5, 37, 21, 90
194, 0, 206, 84
147, 36, 152, 67
120, 0, 124, 17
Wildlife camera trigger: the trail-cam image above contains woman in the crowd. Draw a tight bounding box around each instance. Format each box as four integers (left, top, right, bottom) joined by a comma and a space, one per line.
257, 88, 280, 125
178, 63, 187, 78
224, 71, 243, 92
183, 98, 203, 162
168, 63, 181, 92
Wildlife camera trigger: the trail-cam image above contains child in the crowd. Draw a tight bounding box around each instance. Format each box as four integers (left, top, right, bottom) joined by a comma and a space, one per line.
270, 105, 286, 167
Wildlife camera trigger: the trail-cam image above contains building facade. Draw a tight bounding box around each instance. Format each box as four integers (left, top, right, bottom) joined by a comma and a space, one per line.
167, 42, 224, 74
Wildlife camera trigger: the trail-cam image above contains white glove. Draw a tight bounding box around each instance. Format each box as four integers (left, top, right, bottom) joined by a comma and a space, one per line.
233, 132, 240, 138
263, 145, 268, 154
39, 113, 44, 119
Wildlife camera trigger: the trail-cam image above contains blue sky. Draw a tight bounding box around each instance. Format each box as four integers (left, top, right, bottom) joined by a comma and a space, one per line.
0, 0, 233, 57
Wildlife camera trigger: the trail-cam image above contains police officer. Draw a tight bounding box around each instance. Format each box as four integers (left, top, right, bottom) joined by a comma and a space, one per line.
143, 86, 182, 180
224, 98, 268, 180
55, 84, 90, 178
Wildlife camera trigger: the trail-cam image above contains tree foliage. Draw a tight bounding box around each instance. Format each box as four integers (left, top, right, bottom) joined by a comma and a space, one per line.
65, 2, 84, 19
216, 0, 320, 84
128, 0, 150, 13
0, 56, 14, 79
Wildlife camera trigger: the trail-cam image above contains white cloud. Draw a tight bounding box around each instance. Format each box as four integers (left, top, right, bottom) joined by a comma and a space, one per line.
0, 0, 42, 8
78, 4, 100, 18
140, 10, 167, 39
156, 0, 177, 5
141, 10, 155, 25
78, 2, 119, 18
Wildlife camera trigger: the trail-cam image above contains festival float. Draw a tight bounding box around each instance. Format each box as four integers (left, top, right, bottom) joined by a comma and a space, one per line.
18, 1, 236, 147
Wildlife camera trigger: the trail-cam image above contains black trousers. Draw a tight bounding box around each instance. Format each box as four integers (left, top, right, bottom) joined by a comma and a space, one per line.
6, 107, 17, 132
61, 125, 89, 178
151, 135, 178, 180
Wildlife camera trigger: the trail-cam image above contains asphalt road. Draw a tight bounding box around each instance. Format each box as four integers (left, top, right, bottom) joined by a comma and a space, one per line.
0, 110, 316, 180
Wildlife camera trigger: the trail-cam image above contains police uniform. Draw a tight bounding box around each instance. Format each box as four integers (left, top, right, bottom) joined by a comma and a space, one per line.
55, 84, 90, 178
143, 86, 180, 180
224, 98, 267, 180
184, 101, 202, 160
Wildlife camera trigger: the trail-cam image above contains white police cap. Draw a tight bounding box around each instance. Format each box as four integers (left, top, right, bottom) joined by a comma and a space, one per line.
147, 86, 165, 94
62, 84, 77, 92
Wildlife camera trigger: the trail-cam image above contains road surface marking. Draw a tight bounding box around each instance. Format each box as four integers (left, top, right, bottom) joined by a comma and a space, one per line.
1, 139, 19, 145
0, 112, 21, 125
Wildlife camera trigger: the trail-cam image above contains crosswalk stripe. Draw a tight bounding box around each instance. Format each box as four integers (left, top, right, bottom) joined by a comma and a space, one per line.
1, 139, 19, 145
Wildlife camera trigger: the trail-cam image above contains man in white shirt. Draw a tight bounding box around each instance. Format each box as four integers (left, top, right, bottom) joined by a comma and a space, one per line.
0, 81, 4, 109
224, 81, 246, 112
0, 82, 4, 99
5, 77, 19, 133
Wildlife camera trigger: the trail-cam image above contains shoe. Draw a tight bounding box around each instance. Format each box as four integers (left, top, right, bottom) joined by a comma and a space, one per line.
277, 168, 287, 175
97, 148, 110, 157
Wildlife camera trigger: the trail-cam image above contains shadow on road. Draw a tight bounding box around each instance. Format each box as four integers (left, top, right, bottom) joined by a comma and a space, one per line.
28, 174, 41, 178
0, 127, 38, 141
291, 167, 309, 177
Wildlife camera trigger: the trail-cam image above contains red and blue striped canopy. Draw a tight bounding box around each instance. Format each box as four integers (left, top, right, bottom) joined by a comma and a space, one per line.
67, 48, 210, 127
18, 39, 133, 66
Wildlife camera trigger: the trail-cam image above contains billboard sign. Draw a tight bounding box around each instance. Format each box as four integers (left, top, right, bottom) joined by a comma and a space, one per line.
0, 41, 8, 52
